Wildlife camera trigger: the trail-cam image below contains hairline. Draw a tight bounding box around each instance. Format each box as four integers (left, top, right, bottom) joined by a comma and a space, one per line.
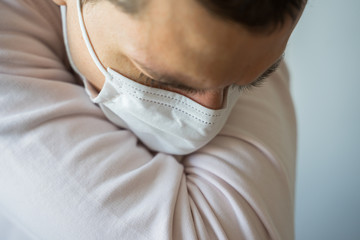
82, 0, 306, 35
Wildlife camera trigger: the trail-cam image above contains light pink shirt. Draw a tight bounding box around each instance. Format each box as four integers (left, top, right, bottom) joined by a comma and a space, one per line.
0, 0, 297, 239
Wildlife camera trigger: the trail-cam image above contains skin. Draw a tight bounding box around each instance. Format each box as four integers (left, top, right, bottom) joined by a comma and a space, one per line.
52, 0, 303, 109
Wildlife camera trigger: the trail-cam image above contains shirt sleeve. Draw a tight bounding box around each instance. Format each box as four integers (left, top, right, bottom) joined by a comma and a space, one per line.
0, 1, 296, 239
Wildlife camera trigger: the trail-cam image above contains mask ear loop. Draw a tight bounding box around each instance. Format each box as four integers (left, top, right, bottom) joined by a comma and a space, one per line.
76, 0, 111, 79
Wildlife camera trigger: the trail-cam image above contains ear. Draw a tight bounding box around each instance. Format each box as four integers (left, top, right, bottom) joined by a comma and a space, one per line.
52, 0, 67, 6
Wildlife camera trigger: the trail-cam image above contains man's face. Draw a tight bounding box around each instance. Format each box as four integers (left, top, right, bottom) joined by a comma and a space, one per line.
57, 0, 302, 109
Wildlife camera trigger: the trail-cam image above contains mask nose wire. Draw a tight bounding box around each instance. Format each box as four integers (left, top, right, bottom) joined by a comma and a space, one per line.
76, 0, 111, 79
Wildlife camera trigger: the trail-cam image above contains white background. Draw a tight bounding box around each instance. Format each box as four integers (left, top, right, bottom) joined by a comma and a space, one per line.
286, 0, 360, 239
1, 0, 360, 239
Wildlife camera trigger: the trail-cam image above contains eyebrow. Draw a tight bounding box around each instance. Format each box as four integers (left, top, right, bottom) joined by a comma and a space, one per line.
136, 55, 284, 93
107, 0, 147, 14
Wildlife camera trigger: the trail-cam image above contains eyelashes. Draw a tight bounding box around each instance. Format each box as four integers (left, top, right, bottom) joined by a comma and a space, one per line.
234, 72, 269, 93
233, 81, 264, 93
234, 56, 283, 93
143, 75, 265, 95
137, 54, 284, 95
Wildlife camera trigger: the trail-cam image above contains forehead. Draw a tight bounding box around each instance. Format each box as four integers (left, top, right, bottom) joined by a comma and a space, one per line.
138, 1, 293, 83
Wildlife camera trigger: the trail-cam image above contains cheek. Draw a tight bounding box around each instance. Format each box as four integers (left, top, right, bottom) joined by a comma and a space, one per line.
65, 1, 148, 89
65, 2, 106, 90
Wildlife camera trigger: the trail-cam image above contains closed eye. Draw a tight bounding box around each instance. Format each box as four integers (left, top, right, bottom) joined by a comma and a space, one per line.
235, 55, 283, 93
138, 54, 283, 94
141, 75, 208, 94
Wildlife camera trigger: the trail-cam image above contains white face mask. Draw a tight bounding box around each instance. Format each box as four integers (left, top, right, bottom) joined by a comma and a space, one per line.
60, 1, 240, 155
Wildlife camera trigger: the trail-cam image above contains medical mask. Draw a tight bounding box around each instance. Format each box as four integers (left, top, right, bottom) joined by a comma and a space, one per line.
60, 1, 240, 155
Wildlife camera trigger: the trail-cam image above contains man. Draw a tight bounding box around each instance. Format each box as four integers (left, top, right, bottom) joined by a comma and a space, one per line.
0, 0, 305, 239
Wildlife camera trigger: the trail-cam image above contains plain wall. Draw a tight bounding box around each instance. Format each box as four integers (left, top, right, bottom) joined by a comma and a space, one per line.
286, 0, 360, 239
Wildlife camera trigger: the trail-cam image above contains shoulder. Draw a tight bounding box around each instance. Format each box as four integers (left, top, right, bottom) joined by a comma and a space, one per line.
0, 0, 69, 75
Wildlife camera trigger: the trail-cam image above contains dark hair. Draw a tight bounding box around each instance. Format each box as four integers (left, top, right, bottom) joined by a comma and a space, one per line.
82, 0, 306, 32
196, 0, 306, 32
